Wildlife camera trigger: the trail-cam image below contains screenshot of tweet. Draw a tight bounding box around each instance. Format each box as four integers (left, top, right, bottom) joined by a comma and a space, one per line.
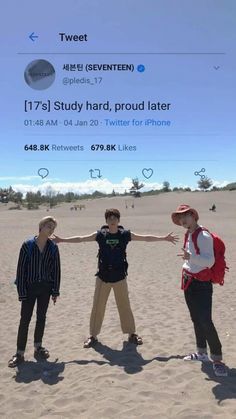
1, 4, 236, 417
1, 0, 235, 199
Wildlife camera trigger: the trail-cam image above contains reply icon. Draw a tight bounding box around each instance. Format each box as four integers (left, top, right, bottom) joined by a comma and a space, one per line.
38, 168, 49, 179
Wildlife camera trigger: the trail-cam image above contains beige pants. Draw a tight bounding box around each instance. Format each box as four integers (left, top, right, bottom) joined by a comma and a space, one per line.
89, 277, 136, 337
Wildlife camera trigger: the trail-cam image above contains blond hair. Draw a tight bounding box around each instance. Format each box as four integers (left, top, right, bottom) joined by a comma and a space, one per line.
39, 216, 57, 231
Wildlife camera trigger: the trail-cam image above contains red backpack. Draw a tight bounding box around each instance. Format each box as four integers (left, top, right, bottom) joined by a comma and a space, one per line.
183, 227, 229, 286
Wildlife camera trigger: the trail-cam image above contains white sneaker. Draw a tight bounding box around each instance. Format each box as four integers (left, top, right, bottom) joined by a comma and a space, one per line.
213, 362, 228, 377
184, 352, 209, 362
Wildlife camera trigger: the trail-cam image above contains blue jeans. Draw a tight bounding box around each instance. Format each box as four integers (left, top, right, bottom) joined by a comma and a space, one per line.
184, 280, 222, 361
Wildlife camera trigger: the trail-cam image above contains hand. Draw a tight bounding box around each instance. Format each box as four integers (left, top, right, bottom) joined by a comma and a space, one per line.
52, 296, 57, 305
177, 248, 191, 260
164, 232, 179, 245
51, 234, 62, 244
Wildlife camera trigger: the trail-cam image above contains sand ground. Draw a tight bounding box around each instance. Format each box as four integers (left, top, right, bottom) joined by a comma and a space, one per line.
0, 191, 236, 418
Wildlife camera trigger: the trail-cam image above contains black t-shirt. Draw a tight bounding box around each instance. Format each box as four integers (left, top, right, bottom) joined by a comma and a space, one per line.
95, 228, 131, 283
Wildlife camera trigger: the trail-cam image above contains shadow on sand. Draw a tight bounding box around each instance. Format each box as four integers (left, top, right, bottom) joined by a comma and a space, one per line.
68, 341, 184, 374
12, 358, 65, 385
11, 342, 185, 383
201, 362, 236, 404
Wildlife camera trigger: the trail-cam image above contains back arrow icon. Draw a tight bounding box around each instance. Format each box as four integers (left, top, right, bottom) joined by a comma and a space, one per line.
29, 32, 39, 41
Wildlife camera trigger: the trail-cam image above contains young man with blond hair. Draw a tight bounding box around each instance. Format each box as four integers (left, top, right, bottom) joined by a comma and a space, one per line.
8, 216, 61, 367
54, 208, 178, 348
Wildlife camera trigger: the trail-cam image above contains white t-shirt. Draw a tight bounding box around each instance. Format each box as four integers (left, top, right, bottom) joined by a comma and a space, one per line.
183, 227, 215, 274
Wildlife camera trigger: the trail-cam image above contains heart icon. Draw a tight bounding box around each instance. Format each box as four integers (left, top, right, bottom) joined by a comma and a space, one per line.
142, 168, 153, 179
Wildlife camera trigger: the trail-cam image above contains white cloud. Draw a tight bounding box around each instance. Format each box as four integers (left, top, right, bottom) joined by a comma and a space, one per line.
211, 179, 232, 188
11, 178, 163, 196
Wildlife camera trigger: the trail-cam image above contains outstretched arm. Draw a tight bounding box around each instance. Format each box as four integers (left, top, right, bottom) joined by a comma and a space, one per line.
131, 232, 179, 245
52, 232, 97, 244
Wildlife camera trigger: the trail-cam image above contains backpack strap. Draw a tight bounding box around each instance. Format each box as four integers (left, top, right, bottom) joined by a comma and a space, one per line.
184, 227, 209, 255
183, 232, 189, 249
98, 225, 127, 251
100, 225, 124, 232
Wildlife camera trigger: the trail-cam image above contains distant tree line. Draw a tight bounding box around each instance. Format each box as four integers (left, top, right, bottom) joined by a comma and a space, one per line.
0, 179, 235, 208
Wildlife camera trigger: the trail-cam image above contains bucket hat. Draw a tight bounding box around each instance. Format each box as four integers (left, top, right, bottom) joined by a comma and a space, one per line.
171, 204, 199, 225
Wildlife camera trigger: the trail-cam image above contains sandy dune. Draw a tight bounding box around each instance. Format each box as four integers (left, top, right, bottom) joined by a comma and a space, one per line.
0, 191, 236, 418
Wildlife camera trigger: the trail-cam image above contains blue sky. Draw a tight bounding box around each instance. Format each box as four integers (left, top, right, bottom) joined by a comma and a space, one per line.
1, 0, 235, 194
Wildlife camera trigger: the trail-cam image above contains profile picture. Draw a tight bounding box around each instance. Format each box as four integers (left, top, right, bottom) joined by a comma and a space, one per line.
24, 59, 55, 90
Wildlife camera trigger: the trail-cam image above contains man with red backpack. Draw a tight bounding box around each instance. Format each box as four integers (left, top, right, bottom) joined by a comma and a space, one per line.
171, 204, 228, 377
